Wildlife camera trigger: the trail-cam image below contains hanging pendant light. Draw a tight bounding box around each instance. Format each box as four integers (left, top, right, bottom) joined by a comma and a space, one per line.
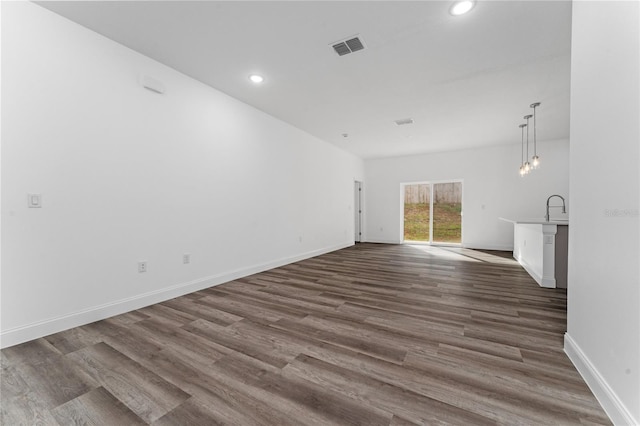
523, 114, 532, 174
515, 101, 542, 176
530, 102, 541, 168
519, 123, 527, 176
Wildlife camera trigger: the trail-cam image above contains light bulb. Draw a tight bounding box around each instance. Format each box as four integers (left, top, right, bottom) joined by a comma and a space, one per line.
519, 166, 525, 176
249, 74, 264, 83
532, 155, 540, 168
524, 162, 531, 173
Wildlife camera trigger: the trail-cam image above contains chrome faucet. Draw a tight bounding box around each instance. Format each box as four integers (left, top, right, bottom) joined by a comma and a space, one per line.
545, 194, 566, 222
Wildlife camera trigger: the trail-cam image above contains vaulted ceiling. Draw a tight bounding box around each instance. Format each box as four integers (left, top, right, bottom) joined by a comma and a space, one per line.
36, 1, 572, 159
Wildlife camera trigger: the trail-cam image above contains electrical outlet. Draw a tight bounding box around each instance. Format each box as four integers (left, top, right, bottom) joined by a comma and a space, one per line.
138, 261, 147, 273
27, 194, 42, 208
183, 253, 190, 264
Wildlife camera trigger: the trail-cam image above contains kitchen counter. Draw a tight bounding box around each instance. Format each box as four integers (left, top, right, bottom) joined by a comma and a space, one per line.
499, 217, 569, 225
500, 217, 569, 289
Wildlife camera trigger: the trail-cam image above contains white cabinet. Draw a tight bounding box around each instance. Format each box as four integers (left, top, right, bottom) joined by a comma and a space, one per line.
501, 218, 569, 289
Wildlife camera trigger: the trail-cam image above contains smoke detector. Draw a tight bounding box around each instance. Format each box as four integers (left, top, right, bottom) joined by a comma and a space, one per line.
331, 36, 365, 56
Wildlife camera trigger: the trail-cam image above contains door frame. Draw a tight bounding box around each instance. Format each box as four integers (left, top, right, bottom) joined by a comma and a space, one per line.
354, 180, 363, 243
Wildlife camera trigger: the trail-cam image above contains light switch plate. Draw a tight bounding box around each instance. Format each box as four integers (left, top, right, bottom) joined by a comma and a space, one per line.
27, 194, 42, 208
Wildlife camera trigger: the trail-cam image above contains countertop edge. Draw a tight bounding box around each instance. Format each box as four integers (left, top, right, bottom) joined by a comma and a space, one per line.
499, 217, 570, 225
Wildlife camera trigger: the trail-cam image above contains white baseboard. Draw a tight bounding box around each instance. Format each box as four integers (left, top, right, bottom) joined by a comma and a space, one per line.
513, 254, 558, 288
0, 243, 352, 349
564, 333, 637, 426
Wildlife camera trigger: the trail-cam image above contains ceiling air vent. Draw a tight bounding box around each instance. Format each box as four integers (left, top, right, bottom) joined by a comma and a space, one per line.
332, 36, 365, 56
394, 118, 414, 126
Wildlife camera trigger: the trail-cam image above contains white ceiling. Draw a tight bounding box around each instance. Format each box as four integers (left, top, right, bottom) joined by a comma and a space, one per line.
36, 1, 572, 159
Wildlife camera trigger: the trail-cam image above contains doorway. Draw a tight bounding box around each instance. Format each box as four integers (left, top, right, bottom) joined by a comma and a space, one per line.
354, 181, 362, 243
402, 181, 462, 245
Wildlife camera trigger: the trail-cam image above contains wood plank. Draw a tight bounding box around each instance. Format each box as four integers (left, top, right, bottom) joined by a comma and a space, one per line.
213, 351, 393, 426
51, 387, 146, 425
404, 350, 608, 422
6, 345, 98, 409
183, 318, 295, 369
153, 397, 240, 426
0, 365, 62, 425
283, 353, 496, 425
140, 350, 299, 426
44, 326, 104, 355
67, 342, 190, 423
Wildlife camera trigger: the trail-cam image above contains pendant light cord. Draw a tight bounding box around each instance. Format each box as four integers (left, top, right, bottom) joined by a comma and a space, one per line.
533, 107, 537, 156
530, 102, 541, 160
521, 125, 524, 164
524, 115, 532, 161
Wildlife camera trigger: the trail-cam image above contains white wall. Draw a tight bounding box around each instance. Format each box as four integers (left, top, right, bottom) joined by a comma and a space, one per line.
565, 1, 640, 425
364, 139, 570, 249
0, 2, 364, 348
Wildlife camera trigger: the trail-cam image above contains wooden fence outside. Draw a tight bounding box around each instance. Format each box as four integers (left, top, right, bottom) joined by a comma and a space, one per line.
404, 183, 461, 204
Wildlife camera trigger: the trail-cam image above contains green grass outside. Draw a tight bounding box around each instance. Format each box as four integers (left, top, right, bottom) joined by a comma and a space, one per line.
403, 202, 462, 243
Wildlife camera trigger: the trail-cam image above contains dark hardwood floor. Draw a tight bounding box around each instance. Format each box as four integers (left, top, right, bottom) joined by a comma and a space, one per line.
1, 243, 610, 425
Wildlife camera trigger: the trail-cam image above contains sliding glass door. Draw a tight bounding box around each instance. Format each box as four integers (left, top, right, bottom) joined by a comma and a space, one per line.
403, 181, 462, 244
432, 182, 462, 244
403, 184, 431, 242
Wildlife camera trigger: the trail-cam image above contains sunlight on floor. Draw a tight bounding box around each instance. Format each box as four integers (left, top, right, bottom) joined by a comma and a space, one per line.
405, 244, 517, 265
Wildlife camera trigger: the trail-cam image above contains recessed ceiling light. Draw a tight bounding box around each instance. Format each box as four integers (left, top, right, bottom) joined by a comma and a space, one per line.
249, 74, 264, 83
450, 0, 476, 16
